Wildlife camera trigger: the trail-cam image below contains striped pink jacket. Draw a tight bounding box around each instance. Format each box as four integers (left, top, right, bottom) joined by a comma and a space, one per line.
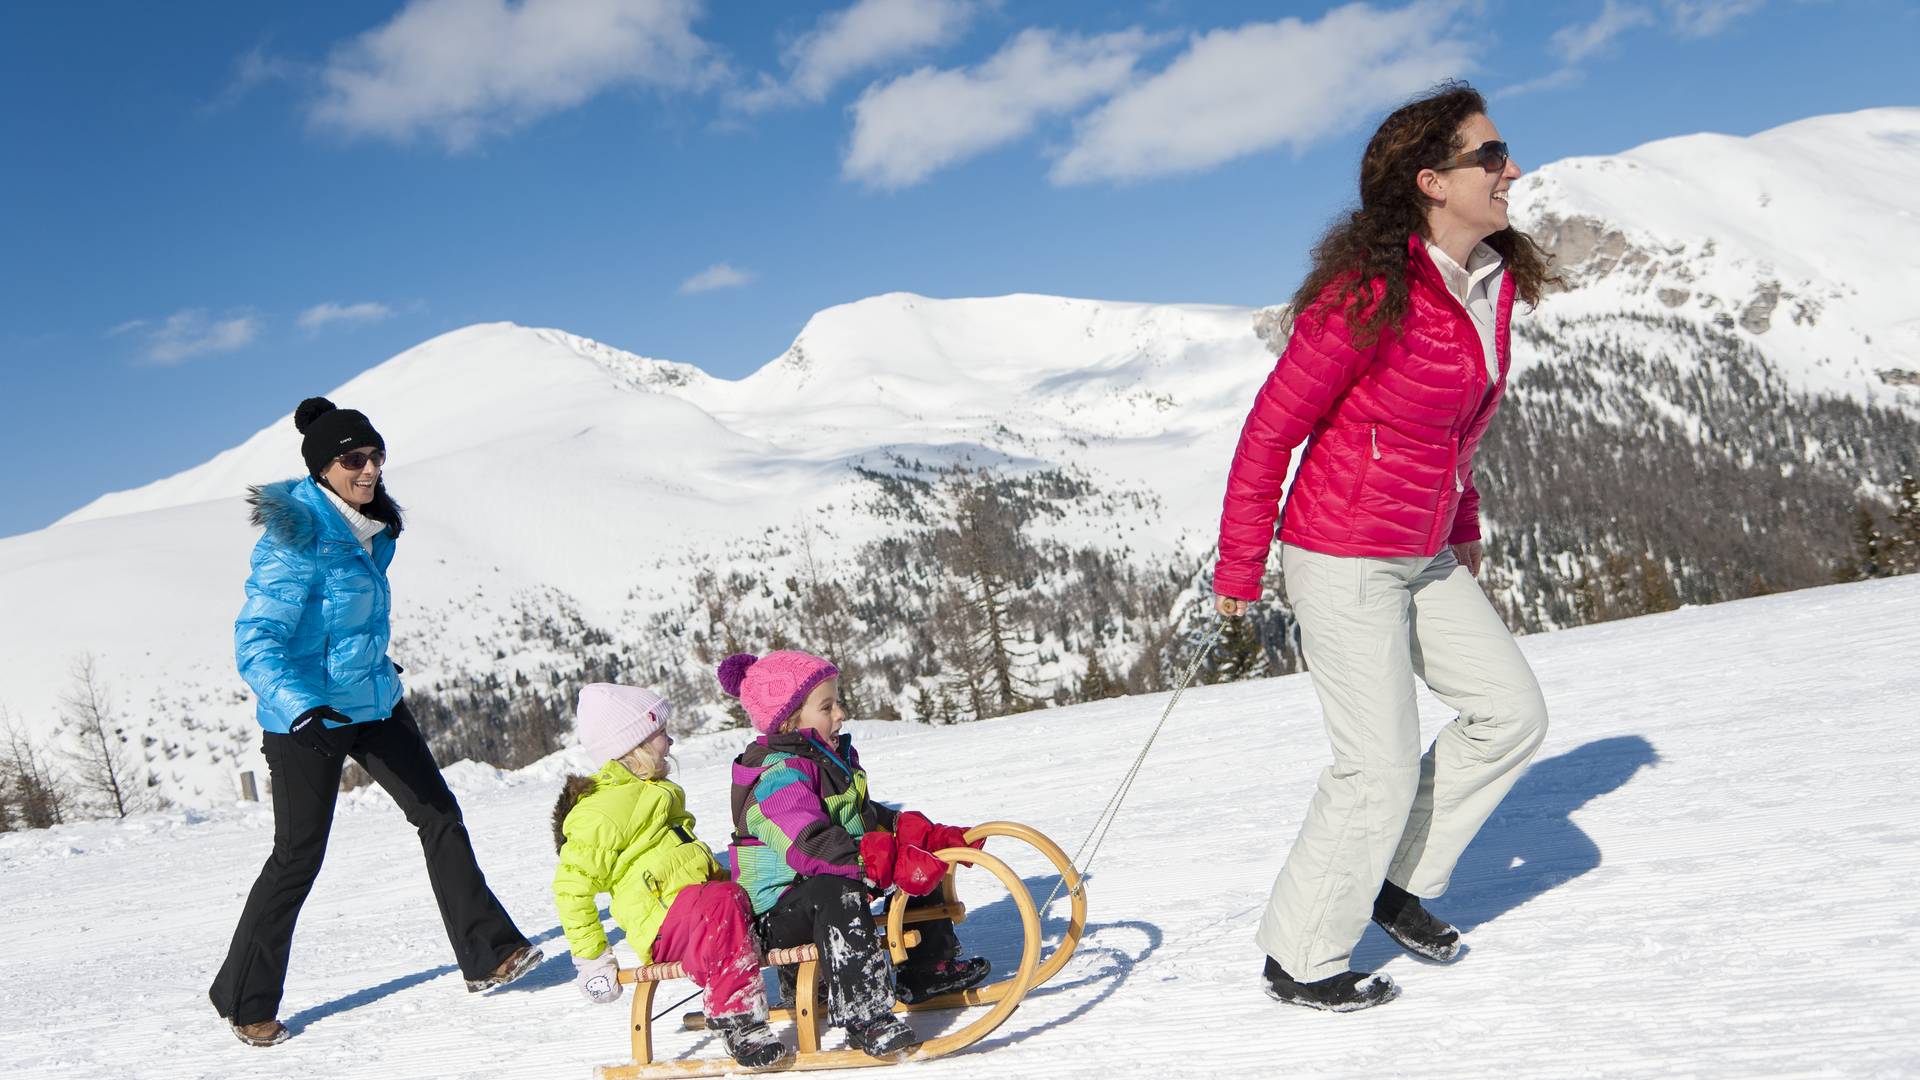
1214, 235, 1516, 601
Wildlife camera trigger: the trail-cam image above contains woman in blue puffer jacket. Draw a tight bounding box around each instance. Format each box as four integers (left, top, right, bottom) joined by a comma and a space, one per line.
209, 397, 542, 1047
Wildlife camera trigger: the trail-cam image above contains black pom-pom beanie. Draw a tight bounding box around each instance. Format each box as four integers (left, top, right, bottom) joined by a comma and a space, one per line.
294, 396, 385, 478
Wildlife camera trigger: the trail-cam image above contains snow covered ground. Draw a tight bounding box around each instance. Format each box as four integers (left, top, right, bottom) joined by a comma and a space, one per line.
3, 574, 1917, 1080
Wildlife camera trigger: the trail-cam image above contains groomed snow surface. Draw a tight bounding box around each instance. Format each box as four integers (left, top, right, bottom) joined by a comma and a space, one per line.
3, 576, 1917, 1079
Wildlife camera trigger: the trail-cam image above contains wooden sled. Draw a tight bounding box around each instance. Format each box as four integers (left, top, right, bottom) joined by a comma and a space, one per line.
596, 820, 1087, 1078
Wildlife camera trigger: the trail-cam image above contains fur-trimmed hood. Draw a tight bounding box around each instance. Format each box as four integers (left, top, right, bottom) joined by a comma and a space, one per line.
247, 476, 403, 547
552, 773, 600, 853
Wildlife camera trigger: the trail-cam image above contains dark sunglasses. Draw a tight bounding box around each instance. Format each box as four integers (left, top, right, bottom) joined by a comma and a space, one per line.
1433, 139, 1509, 173
333, 449, 387, 471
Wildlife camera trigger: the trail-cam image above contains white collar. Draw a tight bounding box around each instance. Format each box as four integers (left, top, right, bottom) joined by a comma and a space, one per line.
318, 482, 387, 548
1425, 240, 1503, 301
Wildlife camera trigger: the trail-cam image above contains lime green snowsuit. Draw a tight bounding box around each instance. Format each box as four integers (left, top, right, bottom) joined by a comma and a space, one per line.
552, 761, 723, 964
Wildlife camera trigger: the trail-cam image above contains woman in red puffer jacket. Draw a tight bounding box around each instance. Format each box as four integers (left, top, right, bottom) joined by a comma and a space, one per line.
1216, 81, 1557, 1012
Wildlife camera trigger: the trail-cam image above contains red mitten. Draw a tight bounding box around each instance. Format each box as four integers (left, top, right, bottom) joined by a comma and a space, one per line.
859, 831, 897, 891
893, 810, 934, 851
928, 823, 983, 852
894, 844, 947, 896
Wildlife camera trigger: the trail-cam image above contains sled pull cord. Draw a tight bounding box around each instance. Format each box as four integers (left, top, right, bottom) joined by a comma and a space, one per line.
653, 987, 702, 1023
1039, 615, 1225, 916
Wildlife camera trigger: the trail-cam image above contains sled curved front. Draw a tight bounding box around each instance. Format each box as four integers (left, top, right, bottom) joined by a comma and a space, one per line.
884, 820, 1087, 1013
597, 845, 1042, 1078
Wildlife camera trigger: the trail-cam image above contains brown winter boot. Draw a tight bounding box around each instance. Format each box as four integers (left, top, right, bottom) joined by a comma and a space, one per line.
466, 943, 544, 993
229, 1019, 290, 1047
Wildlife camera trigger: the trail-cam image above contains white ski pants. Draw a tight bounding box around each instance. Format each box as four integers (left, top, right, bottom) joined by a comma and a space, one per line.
1256, 544, 1548, 981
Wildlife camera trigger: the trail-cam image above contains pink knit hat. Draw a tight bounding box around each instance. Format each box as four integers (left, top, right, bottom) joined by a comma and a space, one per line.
576, 683, 671, 763
717, 651, 840, 734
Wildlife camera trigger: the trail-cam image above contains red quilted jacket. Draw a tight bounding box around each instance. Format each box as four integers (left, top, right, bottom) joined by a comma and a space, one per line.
1214, 235, 1516, 601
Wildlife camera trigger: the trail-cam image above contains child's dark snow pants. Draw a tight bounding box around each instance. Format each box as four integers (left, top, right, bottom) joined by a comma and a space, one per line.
652, 880, 767, 1019
756, 875, 895, 1026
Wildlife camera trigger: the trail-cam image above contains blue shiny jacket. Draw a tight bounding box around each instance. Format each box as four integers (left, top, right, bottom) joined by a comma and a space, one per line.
234, 477, 403, 733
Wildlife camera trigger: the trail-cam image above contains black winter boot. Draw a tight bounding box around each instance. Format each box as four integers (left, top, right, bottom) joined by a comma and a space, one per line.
895, 956, 991, 1004
710, 1014, 792, 1070
1372, 880, 1461, 962
845, 1013, 921, 1060
774, 964, 799, 1007
1261, 957, 1400, 1012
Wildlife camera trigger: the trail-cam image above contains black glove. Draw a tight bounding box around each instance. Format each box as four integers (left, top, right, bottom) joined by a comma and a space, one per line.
288, 706, 356, 756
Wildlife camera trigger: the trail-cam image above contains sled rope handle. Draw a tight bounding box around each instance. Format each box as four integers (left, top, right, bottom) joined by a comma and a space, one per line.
1039, 615, 1225, 916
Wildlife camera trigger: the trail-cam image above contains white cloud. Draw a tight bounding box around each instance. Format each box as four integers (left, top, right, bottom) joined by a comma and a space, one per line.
297, 301, 396, 332
205, 43, 305, 113
1493, 66, 1586, 100
1505, 0, 1757, 102
128, 310, 262, 366
679, 263, 754, 294
1663, 0, 1765, 36
1551, 0, 1654, 63
1051, 2, 1476, 186
844, 28, 1160, 190
309, 0, 721, 150
735, 0, 976, 111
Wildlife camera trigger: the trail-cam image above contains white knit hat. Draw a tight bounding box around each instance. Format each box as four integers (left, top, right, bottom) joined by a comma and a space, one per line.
575, 683, 671, 764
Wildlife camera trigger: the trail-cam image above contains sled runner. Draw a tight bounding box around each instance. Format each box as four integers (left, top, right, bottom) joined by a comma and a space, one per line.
595, 821, 1086, 1078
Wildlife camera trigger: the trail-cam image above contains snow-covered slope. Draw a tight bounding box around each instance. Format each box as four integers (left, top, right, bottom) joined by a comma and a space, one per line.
3, 298, 1268, 802
1, 575, 1915, 1079
4, 109, 1916, 808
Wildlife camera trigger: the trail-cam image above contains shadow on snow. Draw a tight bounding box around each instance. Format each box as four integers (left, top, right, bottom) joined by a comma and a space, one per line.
1354, 733, 1660, 969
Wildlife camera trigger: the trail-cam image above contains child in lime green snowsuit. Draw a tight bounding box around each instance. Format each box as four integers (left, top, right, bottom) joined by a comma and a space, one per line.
551, 683, 787, 1070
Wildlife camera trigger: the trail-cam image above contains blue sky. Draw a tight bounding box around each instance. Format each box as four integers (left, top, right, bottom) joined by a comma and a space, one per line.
2, 0, 1912, 538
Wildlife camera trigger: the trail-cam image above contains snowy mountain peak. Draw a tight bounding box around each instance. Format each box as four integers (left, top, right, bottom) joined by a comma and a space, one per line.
55, 322, 713, 528
1511, 108, 1920, 396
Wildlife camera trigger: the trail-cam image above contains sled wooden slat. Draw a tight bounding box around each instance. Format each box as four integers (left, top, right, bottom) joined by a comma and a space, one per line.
617, 943, 837, 987
596, 826, 1064, 1079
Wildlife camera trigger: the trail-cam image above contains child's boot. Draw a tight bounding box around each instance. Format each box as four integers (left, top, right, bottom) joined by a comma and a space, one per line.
1261, 956, 1399, 1011
894, 956, 991, 1004
1371, 880, 1461, 962
710, 1015, 792, 1070
845, 1013, 921, 1060
774, 963, 799, 1006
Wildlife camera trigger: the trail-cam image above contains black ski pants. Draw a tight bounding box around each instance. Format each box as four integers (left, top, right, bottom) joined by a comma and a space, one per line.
758, 877, 960, 1026
758, 875, 896, 1027
208, 700, 529, 1024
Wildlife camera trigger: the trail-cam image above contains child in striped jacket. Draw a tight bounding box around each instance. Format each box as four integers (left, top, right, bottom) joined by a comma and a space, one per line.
720, 650, 990, 1061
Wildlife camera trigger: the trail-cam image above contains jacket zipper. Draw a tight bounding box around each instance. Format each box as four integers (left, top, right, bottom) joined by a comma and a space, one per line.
1370, 425, 1381, 460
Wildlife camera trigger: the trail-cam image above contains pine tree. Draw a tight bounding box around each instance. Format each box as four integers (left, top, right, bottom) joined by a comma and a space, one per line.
1836, 503, 1886, 582
1891, 474, 1920, 574
1076, 645, 1123, 702
1635, 554, 1680, 614
931, 586, 994, 722
790, 526, 867, 714
933, 471, 1036, 716
1203, 615, 1270, 684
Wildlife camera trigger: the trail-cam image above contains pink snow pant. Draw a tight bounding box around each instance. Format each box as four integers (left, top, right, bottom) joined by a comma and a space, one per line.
652, 880, 768, 1020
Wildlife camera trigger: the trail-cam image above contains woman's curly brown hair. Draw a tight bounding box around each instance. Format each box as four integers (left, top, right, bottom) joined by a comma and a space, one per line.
1286, 80, 1559, 345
